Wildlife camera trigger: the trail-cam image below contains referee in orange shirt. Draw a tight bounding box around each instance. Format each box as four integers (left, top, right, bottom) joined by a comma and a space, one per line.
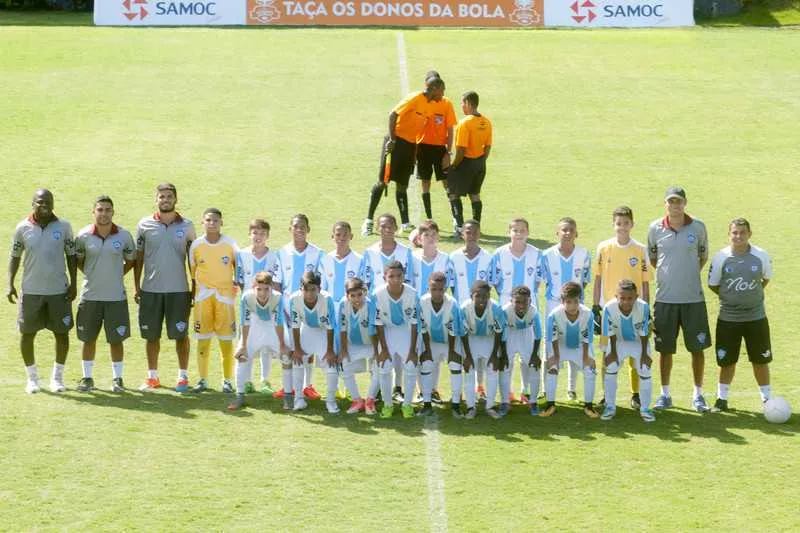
448, 91, 492, 235
361, 76, 445, 237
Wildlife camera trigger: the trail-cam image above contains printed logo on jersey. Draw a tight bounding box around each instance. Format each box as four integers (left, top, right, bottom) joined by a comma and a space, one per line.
113, 240, 122, 250
750, 265, 759, 272
319, 315, 329, 326
176, 230, 185, 239
347, 270, 356, 278
478, 270, 487, 279
761, 350, 771, 359
527, 266, 534, 276
53, 231, 62, 241
194, 320, 201, 332
305, 264, 315, 272
176, 321, 187, 332
717, 348, 726, 360
573, 268, 582, 278
687, 234, 696, 244
696, 332, 707, 344
116, 325, 127, 336
629, 257, 638, 267
221, 255, 230, 265
724, 265, 733, 274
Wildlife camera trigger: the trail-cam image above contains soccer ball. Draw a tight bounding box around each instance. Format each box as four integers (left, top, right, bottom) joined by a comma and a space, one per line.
763, 396, 792, 424
408, 227, 422, 248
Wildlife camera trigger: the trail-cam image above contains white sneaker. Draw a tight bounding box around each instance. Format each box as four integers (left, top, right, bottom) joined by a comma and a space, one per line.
49, 379, 66, 393
293, 397, 308, 411
360, 219, 373, 237
25, 380, 41, 394
326, 401, 340, 414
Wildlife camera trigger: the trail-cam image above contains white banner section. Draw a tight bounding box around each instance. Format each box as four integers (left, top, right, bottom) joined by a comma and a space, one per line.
544, 0, 694, 27
94, 0, 246, 25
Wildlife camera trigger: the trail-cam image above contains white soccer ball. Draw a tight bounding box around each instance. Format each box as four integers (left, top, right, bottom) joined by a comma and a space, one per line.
763, 396, 792, 424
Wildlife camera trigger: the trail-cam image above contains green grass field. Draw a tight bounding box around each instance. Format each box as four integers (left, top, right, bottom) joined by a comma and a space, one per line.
1, 16, 799, 532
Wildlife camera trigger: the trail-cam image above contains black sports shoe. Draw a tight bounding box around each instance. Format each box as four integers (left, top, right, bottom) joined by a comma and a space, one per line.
711, 398, 729, 413
111, 377, 125, 392
77, 377, 95, 392
630, 393, 641, 410
431, 390, 444, 405
392, 386, 404, 403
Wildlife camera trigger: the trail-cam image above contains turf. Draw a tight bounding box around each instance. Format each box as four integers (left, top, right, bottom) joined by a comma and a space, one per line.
0, 21, 798, 532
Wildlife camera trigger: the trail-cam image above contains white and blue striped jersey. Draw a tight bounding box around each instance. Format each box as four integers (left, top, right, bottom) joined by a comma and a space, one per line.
338, 296, 377, 347
419, 293, 464, 343
276, 242, 324, 294
491, 244, 543, 305
241, 289, 284, 327
373, 283, 419, 328
460, 299, 507, 340
503, 302, 542, 339
359, 241, 414, 294
412, 250, 451, 296
448, 247, 493, 303
546, 304, 594, 351
541, 245, 592, 304
235, 246, 280, 289
602, 298, 650, 341
287, 290, 336, 331
319, 250, 363, 303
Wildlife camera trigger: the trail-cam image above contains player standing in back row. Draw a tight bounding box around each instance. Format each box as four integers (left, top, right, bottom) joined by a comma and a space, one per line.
447, 91, 492, 236
361, 76, 446, 236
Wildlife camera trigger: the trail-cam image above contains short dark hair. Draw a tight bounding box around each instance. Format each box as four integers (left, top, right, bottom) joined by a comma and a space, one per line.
462, 91, 479, 108
462, 219, 480, 230
203, 207, 222, 218
425, 70, 440, 83
332, 221, 352, 234
617, 279, 638, 293
94, 195, 113, 207
345, 277, 365, 293
301, 271, 321, 288
418, 219, 439, 235
426, 77, 445, 91
291, 213, 310, 229
509, 217, 529, 230
471, 280, 491, 295
384, 260, 405, 274
249, 218, 270, 232
558, 217, 577, 229
156, 183, 177, 195
378, 213, 397, 228
253, 272, 273, 286
511, 285, 531, 299
729, 217, 751, 232
612, 206, 634, 223
560, 281, 582, 300
428, 271, 447, 286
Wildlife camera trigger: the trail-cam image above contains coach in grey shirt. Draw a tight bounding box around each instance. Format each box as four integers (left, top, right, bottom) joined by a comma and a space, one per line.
134, 183, 196, 393
647, 186, 712, 412
8, 189, 77, 394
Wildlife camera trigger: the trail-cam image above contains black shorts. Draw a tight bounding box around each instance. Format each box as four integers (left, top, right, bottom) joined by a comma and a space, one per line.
653, 301, 712, 354
416, 143, 448, 181
715, 317, 772, 366
377, 136, 415, 188
447, 156, 486, 197
18, 293, 73, 334
139, 291, 192, 341
77, 299, 131, 343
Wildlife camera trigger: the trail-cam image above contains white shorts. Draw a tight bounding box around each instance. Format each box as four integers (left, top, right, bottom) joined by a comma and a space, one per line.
427, 341, 450, 362
546, 344, 595, 367
384, 326, 415, 358
506, 328, 535, 359
605, 339, 651, 370
345, 342, 374, 361
246, 323, 280, 359
463, 335, 494, 360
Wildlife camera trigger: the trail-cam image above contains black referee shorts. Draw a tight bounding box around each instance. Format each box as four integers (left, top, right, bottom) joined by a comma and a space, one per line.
377, 136, 415, 188
416, 143, 448, 181
448, 156, 486, 197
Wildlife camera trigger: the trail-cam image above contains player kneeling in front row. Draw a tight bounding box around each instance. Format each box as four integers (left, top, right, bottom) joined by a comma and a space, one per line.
419, 272, 464, 418
600, 280, 656, 422
338, 278, 378, 414
708, 218, 773, 412
229, 273, 286, 411
374, 260, 420, 419
503, 286, 543, 415
542, 282, 599, 418
287, 272, 337, 412
461, 281, 508, 419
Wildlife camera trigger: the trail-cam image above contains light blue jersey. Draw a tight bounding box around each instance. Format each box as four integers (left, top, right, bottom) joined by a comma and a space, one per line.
503, 302, 542, 338
419, 293, 464, 344
460, 299, 506, 340
602, 298, 650, 342
448, 247, 493, 303
241, 289, 284, 327
287, 290, 336, 331
373, 283, 419, 328
359, 241, 414, 294
412, 250, 451, 297
338, 296, 377, 347
546, 304, 594, 352
277, 242, 323, 295
491, 244, 543, 305
319, 250, 363, 303
236, 246, 280, 289
541, 245, 592, 305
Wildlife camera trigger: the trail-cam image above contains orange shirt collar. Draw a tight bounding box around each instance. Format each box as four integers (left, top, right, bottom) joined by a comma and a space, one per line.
153, 211, 184, 223
660, 214, 693, 231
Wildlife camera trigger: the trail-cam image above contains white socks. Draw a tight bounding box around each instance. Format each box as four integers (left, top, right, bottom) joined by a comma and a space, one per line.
236, 358, 254, 394
82, 360, 94, 378
112, 362, 123, 379
260, 352, 272, 382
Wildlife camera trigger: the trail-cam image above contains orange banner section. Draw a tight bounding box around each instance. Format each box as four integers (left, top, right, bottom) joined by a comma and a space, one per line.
247, 0, 543, 26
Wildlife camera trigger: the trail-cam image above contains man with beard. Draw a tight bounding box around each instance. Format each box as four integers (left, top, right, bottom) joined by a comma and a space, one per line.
8, 189, 77, 393
134, 183, 196, 392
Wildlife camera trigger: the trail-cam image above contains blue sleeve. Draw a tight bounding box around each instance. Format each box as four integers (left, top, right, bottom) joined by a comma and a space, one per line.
585, 316, 594, 344
275, 295, 285, 327
338, 297, 347, 332
545, 313, 556, 344
642, 303, 651, 336
533, 311, 542, 340
490, 254, 503, 293
583, 251, 592, 285
602, 306, 611, 337
235, 251, 244, 285
358, 253, 371, 289
326, 297, 336, 331
367, 299, 377, 335
405, 249, 414, 286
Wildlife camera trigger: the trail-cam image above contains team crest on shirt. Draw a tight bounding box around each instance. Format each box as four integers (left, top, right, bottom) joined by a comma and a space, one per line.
222, 256, 230, 265
751, 265, 759, 272
573, 268, 582, 278
360, 318, 369, 328
697, 332, 707, 344
434, 114, 444, 125
53, 231, 62, 241
116, 325, 127, 336
717, 348, 726, 360
687, 234, 696, 244
629, 257, 638, 267
405, 308, 413, 317
347, 270, 356, 278
724, 265, 733, 274
527, 266, 534, 276
176, 321, 187, 332
478, 271, 486, 279
305, 264, 315, 272
176, 230, 185, 239
113, 241, 122, 250
193, 321, 201, 332
320, 315, 329, 326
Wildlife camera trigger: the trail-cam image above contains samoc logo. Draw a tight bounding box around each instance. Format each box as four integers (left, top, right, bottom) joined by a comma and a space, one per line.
122, 0, 149, 20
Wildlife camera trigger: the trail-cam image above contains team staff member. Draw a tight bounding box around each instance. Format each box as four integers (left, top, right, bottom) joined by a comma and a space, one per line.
647, 186, 711, 412
75, 196, 136, 392
134, 183, 197, 393
448, 91, 492, 236
361, 75, 446, 237
416, 71, 457, 222
8, 189, 77, 394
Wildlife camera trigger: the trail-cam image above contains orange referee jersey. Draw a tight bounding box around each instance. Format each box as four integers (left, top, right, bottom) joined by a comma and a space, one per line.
393, 92, 433, 144
416, 97, 457, 146
455, 114, 492, 158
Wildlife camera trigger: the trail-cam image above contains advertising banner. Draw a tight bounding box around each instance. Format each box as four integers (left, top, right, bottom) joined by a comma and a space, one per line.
543, 0, 694, 27
94, 0, 246, 25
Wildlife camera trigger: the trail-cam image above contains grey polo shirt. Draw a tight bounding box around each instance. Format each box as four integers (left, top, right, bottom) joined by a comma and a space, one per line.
647, 215, 708, 304
76, 224, 136, 301
708, 244, 772, 322
11, 215, 76, 296
136, 213, 196, 293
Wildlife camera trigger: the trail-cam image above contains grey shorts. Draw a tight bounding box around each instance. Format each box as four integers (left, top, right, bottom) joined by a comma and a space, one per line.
653, 301, 712, 354
77, 299, 131, 343
18, 293, 73, 334
139, 291, 191, 341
